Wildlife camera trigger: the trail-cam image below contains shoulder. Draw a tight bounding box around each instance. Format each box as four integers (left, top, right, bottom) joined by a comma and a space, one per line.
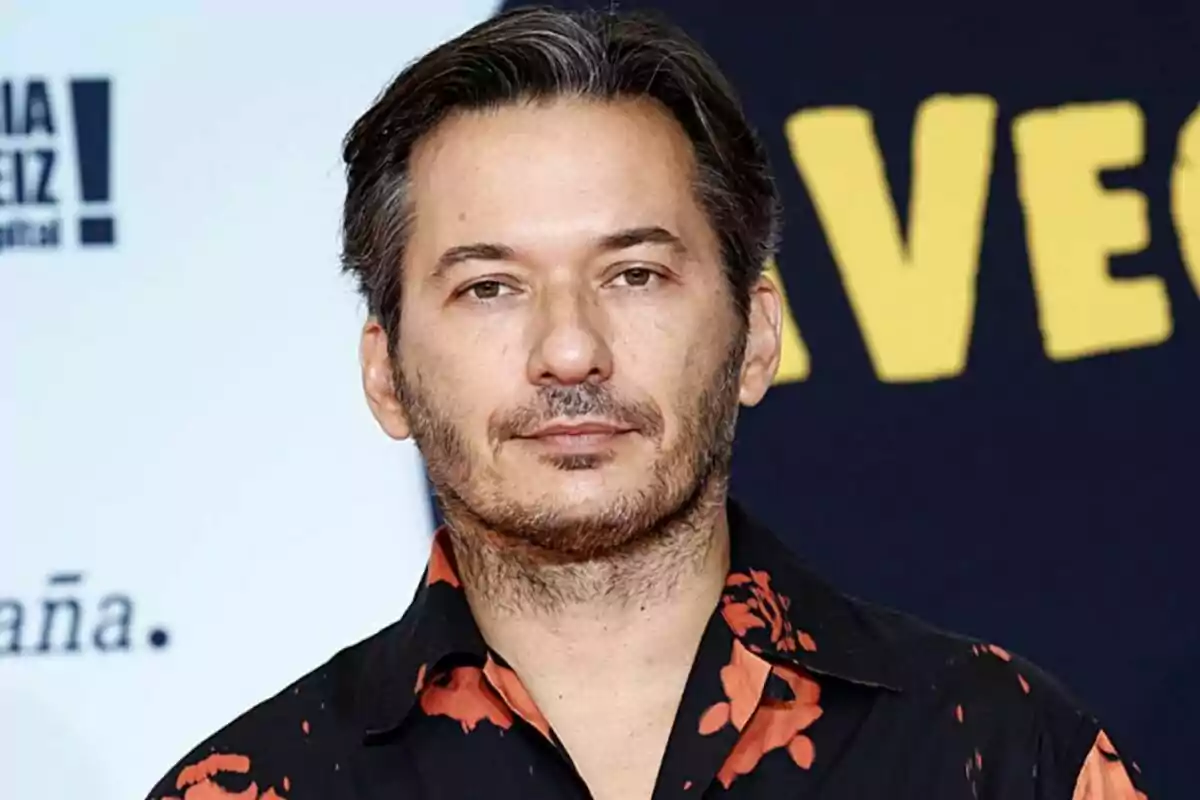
850, 598, 1150, 797
141, 621, 397, 800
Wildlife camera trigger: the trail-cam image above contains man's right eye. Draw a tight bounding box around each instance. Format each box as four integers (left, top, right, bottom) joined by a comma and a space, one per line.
461, 280, 512, 301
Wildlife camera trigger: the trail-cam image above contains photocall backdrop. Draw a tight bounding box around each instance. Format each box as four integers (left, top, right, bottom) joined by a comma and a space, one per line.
3, 2, 1196, 799
504, 2, 1198, 797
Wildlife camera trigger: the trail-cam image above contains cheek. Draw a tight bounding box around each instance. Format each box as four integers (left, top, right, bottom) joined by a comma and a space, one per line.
407, 297, 526, 369
409, 349, 523, 440
617, 297, 730, 376
615, 334, 712, 429
403, 305, 509, 382
418, 366, 490, 427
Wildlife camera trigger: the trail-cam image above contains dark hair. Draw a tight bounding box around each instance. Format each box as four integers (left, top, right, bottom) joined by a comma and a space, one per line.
340, 5, 781, 347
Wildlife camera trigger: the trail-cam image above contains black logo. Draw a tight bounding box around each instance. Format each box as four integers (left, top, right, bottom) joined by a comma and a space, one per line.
0, 77, 116, 254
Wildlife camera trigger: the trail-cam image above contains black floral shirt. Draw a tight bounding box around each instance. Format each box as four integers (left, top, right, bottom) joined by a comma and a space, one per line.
144, 502, 1149, 799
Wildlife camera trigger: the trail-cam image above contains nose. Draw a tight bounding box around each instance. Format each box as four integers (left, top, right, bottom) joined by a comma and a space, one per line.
526, 284, 614, 387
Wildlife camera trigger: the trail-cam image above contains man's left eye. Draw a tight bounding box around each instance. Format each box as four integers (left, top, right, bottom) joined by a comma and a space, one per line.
613, 267, 656, 287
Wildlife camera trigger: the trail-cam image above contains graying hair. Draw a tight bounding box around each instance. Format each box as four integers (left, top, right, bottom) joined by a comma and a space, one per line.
341, 5, 781, 348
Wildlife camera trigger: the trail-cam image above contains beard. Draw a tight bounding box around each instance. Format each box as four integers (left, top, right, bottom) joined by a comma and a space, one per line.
396, 332, 745, 563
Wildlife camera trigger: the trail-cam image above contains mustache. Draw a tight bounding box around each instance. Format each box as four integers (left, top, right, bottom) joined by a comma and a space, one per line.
490, 384, 664, 442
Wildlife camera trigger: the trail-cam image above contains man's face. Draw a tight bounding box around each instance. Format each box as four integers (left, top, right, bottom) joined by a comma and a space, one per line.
362, 97, 780, 558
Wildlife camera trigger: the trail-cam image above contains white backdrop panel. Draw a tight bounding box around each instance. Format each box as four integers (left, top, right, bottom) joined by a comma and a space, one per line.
0, 2, 499, 797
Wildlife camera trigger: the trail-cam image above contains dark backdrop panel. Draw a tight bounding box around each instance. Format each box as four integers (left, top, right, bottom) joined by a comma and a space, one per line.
481, 3, 1200, 795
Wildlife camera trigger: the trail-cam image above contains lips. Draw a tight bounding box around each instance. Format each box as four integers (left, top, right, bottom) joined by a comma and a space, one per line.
513, 420, 638, 454
522, 421, 635, 438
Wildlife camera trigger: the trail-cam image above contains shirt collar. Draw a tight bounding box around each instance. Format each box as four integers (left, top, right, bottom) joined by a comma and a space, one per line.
356, 499, 909, 740
356, 528, 487, 741
719, 500, 910, 692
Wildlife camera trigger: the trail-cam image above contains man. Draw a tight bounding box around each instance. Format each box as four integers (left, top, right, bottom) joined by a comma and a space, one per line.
144, 7, 1149, 799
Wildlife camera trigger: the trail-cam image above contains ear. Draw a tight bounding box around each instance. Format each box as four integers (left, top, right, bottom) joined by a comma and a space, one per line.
360, 318, 412, 440
738, 274, 783, 407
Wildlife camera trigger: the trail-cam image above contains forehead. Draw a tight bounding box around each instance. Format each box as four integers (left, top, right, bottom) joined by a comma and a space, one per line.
405, 97, 712, 258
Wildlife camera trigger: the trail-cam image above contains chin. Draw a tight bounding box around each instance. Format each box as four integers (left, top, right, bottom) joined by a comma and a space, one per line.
519, 485, 628, 522
545, 491, 627, 520
491, 481, 672, 557
452, 446, 708, 558
531, 468, 641, 505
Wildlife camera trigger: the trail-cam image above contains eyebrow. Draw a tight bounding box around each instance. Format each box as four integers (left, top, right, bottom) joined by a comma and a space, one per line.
432, 242, 515, 278
430, 225, 688, 278
596, 225, 688, 256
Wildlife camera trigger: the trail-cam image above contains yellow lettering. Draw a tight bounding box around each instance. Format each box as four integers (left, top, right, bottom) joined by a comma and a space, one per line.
1014, 101, 1171, 360
1172, 106, 1200, 297
784, 95, 996, 383
763, 258, 811, 384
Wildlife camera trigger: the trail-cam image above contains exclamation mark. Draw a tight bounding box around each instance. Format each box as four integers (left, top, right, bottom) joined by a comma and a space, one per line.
70, 79, 115, 246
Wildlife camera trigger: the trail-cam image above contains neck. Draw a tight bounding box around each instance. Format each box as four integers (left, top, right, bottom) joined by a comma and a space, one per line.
443, 482, 731, 681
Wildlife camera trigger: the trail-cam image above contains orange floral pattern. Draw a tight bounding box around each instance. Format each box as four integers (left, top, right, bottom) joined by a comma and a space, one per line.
483, 654, 553, 740
419, 665, 515, 733
699, 640, 824, 788
699, 640, 771, 735
974, 642, 1032, 696
145, 523, 1154, 799
413, 657, 552, 740
427, 528, 462, 588
159, 753, 288, 800
722, 570, 818, 654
